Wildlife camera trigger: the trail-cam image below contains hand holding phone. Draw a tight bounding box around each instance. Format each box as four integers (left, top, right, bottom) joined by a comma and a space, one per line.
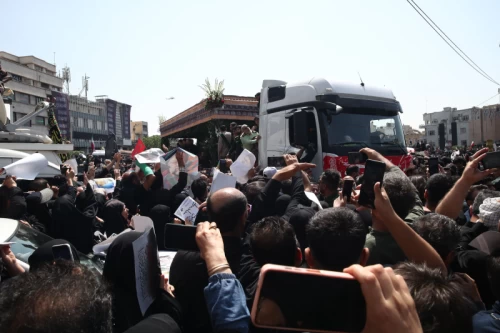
195, 222, 231, 275
428, 157, 439, 175
342, 178, 355, 202
52, 244, 74, 262
164, 224, 199, 251
482, 151, 500, 170
358, 160, 386, 209
348, 152, 367, 165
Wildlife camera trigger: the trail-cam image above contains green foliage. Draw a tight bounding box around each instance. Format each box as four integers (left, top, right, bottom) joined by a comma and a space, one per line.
142, 135, 162, 149
200, 78, 225, 110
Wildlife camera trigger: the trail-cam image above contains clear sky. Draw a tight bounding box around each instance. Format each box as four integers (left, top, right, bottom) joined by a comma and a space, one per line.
4, 0, 500, 134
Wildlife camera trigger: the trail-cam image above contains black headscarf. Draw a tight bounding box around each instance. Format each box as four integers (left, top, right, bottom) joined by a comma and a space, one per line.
275, 194, 291, 216
288, 205, 315, 251
28, 239, 80, 271
103, 232, 182, 333
123, 314, 181, 333
102, 199, 128, 237
149, 205, 172, 251
0, 186, 26, 219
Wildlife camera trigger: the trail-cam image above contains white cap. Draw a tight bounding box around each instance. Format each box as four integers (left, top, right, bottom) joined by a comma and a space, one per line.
479, 197, 500, 230
263, 167, 278, 179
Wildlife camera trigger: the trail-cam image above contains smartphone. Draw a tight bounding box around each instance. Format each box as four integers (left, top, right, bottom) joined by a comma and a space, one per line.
342, 179, 355, 202
348, 152, 367, 165
251, 264, 366, 333
358, 159, 386, 209
428, 157, 439, 175
164, 224, 198, 251
219, 159, 228, 173
482, 151, 500, 170
52, 244, 74, 261
60, 164, 69, 175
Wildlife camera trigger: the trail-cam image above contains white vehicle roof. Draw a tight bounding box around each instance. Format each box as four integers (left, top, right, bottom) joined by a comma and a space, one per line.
261, 77, 399, 113
0, 148, 62, 178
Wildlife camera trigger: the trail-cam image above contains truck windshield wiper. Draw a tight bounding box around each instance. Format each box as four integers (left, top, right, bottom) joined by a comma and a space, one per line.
331, 141, 368, 147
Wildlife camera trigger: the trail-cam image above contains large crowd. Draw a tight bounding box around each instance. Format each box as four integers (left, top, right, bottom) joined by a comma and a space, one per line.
1, 131, 500, 333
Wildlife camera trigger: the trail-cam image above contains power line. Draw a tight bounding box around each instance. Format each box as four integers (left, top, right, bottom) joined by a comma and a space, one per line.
409, 0, 498, 84
475, 93, 500, 107
406, 0, 500, 86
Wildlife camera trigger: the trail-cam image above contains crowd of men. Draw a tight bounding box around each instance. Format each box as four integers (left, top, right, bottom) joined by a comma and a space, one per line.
1, 140, 500, 333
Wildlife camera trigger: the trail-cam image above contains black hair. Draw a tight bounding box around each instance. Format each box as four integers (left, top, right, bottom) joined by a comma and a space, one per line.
383, 171, 416, 219
320, 169, 341, 192
0, 261, 112, 333
472, 190, 500, 216
29, 178, 49, 191
394, 262, 477, 333
220, 125, 227, 132
281, 179, 292, 196
412, 214, 460, 262
250, 216, 298, 266
453, 156, 466, 167
52, 174, 67, 188
409, 175, 427, 204
425, 174, 455, 208
244, 181, 265, 205
207, 191, 247, 233
306, 208, 368, 270
465, 184, 488, 203
191, 178, 208, 201
346, 165, 360, 177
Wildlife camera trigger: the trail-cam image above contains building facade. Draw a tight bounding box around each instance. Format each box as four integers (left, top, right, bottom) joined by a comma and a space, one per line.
160, 95, 258, 137
69, 95, 109, 151
0, 51, 63, 134
403, 125, 423, 146
131, 121, 148, 143
470, 104, 500, 144
422, 107, 472, 147
95, 98, 132, 149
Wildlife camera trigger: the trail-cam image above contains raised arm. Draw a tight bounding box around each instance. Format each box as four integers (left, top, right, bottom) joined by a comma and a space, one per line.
436, 148, 496, 219
373, 182, 447, 274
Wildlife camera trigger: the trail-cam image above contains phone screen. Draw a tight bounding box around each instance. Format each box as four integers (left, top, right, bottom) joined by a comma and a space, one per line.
342, 179, 354, 201
164, 224, 198, 251
482, 152, 500, 170
254, 269, 366, 332
358, 159, 386, 209
428, 157, 439, 175
52, 244, 74, 261
60, 164, 68, 175
219, 159, 228, 173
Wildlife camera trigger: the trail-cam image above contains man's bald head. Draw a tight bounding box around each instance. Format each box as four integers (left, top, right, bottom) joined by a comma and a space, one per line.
207, 188, 247, 234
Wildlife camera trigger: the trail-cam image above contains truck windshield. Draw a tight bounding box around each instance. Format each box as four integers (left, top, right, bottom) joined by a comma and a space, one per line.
318, 109, 407, 156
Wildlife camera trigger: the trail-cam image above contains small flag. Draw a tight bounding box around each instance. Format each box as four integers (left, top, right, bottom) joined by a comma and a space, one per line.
90, 136, 95, 152
132, 138, 146, 158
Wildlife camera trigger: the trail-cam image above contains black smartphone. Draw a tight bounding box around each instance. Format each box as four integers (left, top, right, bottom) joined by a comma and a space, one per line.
348, 152, 367, 165
60, 164, 69, 175
342, 179, 355, 202
219, 159, 228, 173
52, 244, 74, 261
252, 265, 366, 332
482, 152, 500, 170
358, 159, 386, 209
428, 157, 439, 175
164, 224, 198, 251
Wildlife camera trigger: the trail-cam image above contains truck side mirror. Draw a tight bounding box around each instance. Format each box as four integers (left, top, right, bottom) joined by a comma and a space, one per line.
293, 112, 309, 147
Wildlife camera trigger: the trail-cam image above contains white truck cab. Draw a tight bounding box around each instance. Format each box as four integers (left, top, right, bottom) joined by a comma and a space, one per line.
258, 78, 410, 181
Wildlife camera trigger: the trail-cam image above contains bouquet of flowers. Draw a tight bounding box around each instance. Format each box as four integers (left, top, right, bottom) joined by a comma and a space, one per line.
200, 78, 225, 110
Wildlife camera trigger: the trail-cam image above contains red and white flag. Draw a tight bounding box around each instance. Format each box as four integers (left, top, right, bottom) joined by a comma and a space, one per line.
90, 136, 95, 152
131, 138, 146, 158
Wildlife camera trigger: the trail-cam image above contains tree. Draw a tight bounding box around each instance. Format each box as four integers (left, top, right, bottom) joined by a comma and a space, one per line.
142, 135, 162, 149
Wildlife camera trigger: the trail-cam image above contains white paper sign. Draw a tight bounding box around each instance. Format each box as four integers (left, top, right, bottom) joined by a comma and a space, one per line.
132, 228, 158, 316
159, 251, 177, 278
305, 191, 323, 210
161, 148, 199, 190
92, 229, 131, 254
230, 149, 256, 184
3, 153, 48, 180
210, 169, 237, 194
174, 196, 200, 222
132, 216, 155, 233
89, 178, 116, 194
135, 148, 164, 164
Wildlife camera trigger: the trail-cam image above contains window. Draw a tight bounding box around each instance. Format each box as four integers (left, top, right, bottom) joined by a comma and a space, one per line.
88, 119, 93, 129
35, 116, 45, 125
35, 96, 45, 104
429, 130, 436, 136
15, 91, 30, 104
41, 82, 49, 89
449, 129, 452, 134
77, 118, 84, 128
34, 65, 44, 72
460, 127, 466, 134
96, 121, 102, 130
30, 95, 36, 105
463, 115, 469, 121
14, 113, 31, 126
11, 74, 22, 82
71, 116, 74, 125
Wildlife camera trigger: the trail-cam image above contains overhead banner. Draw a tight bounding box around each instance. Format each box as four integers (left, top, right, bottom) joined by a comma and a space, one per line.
106, 99, 117, 135
51, 91, 70, 138
122, 104, 131, 139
